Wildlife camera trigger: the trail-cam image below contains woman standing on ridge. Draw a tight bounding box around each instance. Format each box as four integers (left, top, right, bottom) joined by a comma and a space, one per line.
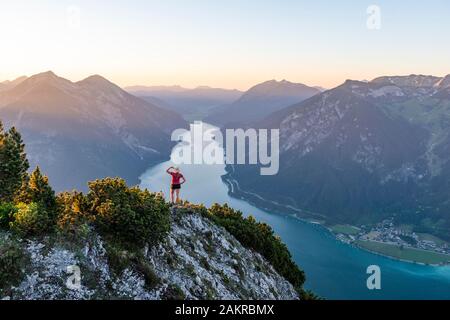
166, 166, 186, 204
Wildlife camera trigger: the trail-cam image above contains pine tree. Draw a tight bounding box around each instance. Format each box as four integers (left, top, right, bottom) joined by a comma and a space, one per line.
0, 122, 29, 202
16, 166, 57, 217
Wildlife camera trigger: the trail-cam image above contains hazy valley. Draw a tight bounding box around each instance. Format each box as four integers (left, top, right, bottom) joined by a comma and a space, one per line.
125, 85, 242, 122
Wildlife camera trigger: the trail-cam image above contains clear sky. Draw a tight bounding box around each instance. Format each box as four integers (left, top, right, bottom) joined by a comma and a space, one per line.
0, 0, 449, 90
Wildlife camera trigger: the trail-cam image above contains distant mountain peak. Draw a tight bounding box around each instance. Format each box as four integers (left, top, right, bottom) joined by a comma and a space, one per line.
82, 74, 109, 82
32, 70, 59, 80
343, 79, 366, 86
15, 72, 125, 93
371, 74, 442, 88
249, 79, 317, 93
261, 79, 289, 85
77, 74, 121, 91
26, 70, 71, 83
9, 71, 74, 94
195, 85, 212, 89
205, 79, 320, 126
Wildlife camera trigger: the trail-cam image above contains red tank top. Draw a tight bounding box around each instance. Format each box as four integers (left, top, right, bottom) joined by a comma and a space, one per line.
170, 172, 183, 184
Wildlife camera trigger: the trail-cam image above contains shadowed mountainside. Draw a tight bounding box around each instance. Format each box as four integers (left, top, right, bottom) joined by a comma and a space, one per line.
205, 79, 320, 127
226, 74, 450, 240
0, 71, 186, 191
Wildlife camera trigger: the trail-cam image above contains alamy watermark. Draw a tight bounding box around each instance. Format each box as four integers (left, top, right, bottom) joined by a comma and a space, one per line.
67, 5, 81, 30
171, 122, 279, 175
66, 265, 81, 290
366, 265, 381, 290
366, 5, 381, 30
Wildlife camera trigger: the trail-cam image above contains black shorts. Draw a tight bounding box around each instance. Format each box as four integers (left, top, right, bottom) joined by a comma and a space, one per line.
171, 184, 181, 190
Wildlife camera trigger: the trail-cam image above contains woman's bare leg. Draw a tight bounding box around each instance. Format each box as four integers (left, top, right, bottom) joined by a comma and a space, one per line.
170, 189, 175, 203
175, 189, 180, 203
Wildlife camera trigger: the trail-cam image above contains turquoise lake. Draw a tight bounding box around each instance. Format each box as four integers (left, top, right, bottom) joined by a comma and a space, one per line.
140, 123, 450, 299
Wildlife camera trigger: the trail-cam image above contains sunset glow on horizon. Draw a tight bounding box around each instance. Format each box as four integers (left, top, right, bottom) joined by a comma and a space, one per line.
1, 0, 449, 90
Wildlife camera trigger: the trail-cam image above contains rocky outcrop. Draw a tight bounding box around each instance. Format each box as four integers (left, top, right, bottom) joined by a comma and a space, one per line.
0, 207, 299, 300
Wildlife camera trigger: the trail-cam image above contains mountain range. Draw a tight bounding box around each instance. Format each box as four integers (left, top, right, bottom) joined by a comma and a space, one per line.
0, 71, 186, 191
126, 80, 320, 125
0, 76, 28, 92
225, 74, 450, 240
205, 80, 320, 127
3, 71, 450, 240
125, 85, 242, 121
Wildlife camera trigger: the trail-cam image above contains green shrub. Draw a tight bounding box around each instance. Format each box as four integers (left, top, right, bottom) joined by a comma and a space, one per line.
0, 240, 29, 294
0, 202, 17, 229
204, 203, 306, 295
162, 284, 185, 300
300, 289, 322, 300
87, 178, 170, 246
133, 258, 160, 289
105, 241, 160, 289
105, 241, 131, 274
56, 191, 90, 235
10, 202, 50, 236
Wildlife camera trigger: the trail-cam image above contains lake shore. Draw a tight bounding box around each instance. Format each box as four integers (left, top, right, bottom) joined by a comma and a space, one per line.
222, 171, 450, 267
